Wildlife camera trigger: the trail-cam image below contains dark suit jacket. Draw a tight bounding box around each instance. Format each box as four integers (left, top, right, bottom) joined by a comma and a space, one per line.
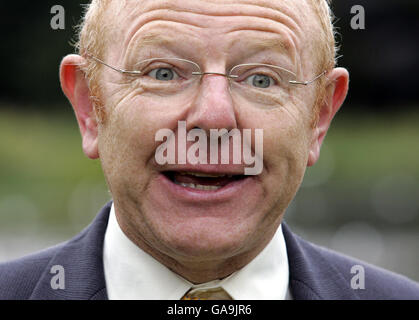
1, 201, 419, 300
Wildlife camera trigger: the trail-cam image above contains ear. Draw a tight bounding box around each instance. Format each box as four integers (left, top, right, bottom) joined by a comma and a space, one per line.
60, 54, 99, 159
307, 67, 349, 167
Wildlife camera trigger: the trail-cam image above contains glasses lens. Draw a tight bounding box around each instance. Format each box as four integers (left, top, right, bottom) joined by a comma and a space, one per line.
129, 58, 201, 95
135, 58, 200, 80
229, 64, 296, 88
228, 64, 296, 107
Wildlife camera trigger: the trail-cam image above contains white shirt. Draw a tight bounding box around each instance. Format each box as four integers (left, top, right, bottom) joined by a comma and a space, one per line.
103, 203, 292, 300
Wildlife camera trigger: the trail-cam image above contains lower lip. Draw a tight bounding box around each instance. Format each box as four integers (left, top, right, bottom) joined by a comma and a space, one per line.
158, 173, 255, 202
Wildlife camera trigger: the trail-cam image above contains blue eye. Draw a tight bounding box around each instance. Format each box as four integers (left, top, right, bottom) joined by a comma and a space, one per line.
148, 68, 179, 81
245, 74, 275, 88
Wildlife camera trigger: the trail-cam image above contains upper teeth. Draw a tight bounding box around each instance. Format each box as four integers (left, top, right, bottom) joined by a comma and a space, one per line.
175, 182, 222, 191
180, 172, 232, 178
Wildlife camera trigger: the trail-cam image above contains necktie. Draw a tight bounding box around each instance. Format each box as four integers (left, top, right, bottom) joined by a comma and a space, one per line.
181, 287, 233, 300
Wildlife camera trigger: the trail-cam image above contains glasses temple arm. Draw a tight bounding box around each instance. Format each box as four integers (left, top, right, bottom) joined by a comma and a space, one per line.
85, 54, 142, 76
289, 70, 327, 86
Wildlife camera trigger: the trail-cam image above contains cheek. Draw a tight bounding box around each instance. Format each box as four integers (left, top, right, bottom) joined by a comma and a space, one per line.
97, 87, 193, 192
97, 122, 150, 200
100, 111, 154, 168
97, 97, 166, 195
257, 105, 313, 198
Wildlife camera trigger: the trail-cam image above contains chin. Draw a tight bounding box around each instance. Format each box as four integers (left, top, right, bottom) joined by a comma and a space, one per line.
142, 208, 260, 261
165, 231, 250, 261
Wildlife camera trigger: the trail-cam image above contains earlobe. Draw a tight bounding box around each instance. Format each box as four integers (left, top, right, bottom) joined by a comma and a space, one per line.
307, 67, 349, 167
60, 54, 99, 159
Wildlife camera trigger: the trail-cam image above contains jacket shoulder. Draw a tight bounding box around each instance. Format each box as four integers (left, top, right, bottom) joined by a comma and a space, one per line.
0, 201, 111, 300
0, 243, 66, 300
303, 238, 419, 299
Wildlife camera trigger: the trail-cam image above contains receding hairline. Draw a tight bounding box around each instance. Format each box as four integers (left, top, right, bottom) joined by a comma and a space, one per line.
79, 1, 335, 61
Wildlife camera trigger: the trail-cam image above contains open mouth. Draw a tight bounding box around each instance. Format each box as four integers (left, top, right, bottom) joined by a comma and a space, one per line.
163, 171, 248, 191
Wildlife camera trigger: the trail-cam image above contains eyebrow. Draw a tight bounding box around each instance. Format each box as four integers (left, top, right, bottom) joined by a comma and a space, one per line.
230, 36, 294, 59
127, 33, 184, 54
125, 33, 201, 62
128, 33, 293, 61
137, 33, 173, 47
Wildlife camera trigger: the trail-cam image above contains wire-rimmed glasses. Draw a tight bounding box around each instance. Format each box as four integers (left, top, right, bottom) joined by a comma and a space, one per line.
86, 55, 326, 107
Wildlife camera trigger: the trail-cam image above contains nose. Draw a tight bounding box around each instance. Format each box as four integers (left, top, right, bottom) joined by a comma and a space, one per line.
186, 74, 238, 133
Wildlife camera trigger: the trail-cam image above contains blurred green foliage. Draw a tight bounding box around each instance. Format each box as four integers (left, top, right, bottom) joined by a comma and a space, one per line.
326, 112, 419, 182
0, 107, 107, 229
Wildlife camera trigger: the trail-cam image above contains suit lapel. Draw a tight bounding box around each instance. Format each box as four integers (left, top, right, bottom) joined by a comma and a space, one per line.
282, 222, 359, 300
29, 202, 112, 300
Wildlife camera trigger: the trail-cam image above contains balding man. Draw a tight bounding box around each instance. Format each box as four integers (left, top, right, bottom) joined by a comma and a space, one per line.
1, 0, 418, 300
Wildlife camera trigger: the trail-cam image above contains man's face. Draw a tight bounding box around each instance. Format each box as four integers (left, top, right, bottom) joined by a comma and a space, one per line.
96, 0, 321, 267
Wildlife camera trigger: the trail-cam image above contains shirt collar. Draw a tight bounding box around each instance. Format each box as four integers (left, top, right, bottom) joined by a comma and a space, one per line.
103, 203, 291, 300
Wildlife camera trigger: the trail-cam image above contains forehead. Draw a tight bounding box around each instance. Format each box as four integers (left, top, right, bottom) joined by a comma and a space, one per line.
105, 0, 317, 65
